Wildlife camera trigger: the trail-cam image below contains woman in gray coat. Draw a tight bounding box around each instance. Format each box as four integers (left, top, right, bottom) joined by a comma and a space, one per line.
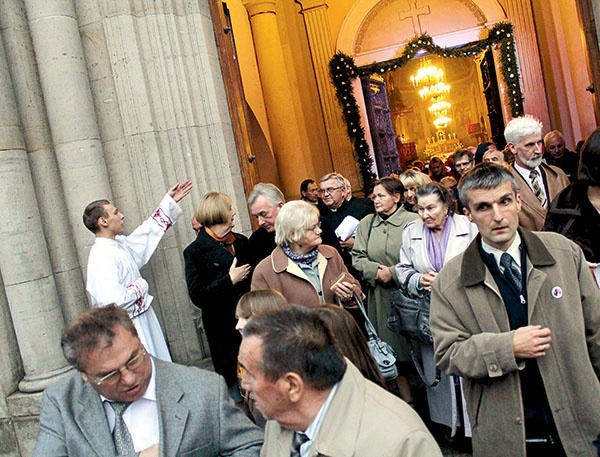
352, 176, 419, 402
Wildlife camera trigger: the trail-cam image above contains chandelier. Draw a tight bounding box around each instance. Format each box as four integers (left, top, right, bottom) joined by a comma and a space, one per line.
411, 59, 452, 131
428, 100, 451, 117
418, 82, 450, 100
410, 62, 444, 88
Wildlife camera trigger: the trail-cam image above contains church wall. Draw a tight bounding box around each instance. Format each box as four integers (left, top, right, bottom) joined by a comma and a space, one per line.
531, 0, 596, 145
0, 0, 254, 453
281, 2, 333, 186
226, 0, 273, 151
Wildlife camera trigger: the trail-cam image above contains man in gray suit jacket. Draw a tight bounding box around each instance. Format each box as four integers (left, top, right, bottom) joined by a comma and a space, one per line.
34, 305, 263, 457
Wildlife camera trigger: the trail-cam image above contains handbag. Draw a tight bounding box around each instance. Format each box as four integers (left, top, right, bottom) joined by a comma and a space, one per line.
387, 272, 441, 387
387, 271, 433, 344
341, 293, 399, 381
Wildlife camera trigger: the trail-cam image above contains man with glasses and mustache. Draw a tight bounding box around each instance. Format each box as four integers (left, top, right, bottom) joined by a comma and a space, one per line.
505, 116, 569, 231
34, 305, 263, 457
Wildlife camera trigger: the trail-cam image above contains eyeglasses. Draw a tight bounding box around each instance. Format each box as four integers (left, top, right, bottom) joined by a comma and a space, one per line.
319, 186, 344, 195
88, 346, 146, 386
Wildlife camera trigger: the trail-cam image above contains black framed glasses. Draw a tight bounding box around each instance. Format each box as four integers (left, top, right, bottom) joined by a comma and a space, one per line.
319, 185, 343, 195
88, 346, 147, 386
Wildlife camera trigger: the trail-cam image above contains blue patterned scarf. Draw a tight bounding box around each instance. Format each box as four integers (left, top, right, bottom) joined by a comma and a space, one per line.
282, 245, 319, 266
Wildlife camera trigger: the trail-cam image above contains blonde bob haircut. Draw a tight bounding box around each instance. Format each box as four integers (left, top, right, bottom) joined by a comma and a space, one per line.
275, 200, 319, 247
195, 192, 232, 227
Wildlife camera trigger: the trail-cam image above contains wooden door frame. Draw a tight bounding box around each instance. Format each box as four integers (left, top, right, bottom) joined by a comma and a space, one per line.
576, 0, 600, 123
208, 1, 260, 195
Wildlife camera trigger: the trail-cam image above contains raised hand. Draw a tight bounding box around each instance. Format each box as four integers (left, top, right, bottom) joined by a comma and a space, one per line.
168, 180, 193, 203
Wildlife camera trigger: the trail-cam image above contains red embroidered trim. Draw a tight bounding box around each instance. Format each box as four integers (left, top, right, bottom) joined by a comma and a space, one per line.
152, 207, 173, 232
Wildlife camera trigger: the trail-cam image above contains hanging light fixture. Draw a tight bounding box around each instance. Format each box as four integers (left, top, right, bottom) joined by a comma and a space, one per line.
410, 58, 452, 131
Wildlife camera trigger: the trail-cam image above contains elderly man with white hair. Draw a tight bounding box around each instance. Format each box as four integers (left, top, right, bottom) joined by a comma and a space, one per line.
505, 116, 569, 231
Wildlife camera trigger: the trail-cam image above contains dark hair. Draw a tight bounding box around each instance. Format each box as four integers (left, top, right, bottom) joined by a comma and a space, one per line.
313, 305, 385, 387
300, 179, 316, 193
61, 305, 138, 371
373, 176, 405, 197
453, 149, 474, 163
578, 128, 600, 186
458, 163, 518, 210
415, 182, 456, 214
242, 306, 346, 390
428, 156, 447, 179
475, 142, 495, 164
82, 199, 111, 233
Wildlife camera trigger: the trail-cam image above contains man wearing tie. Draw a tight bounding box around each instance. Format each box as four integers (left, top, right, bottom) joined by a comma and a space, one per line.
504, 115, 569, 231
431, 164, 600, 457
238, 306, 442, 457
33, 305, 262, 456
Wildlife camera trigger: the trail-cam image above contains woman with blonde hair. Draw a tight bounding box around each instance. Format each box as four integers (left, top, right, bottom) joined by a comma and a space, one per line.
399, 169, 431, 213
252, 200, 361, 306
184, 192, 252, 402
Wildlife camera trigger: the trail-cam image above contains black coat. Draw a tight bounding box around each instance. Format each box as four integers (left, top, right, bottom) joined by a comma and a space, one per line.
183, 228, 251, 387
543, 182, 600, 262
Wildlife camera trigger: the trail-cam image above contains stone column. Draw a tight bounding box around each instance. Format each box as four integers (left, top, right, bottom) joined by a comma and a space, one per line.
74, 0, 250, 363
24, 0, 112, 271
243, 0, 315, 196
0, 32, 71, 393
504, 0, 550, 126
296, 0, 362, 186
0, 0, 87, 324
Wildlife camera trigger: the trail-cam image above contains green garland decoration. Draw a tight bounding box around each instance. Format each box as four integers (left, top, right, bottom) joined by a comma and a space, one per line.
329, 22, 523, 192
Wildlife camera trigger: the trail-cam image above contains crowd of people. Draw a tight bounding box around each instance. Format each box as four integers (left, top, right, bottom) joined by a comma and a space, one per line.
33, 116, 600, 457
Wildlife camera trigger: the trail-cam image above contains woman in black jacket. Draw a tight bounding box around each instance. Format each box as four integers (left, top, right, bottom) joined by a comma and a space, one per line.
544, 128, 600, 264
184, 192, 252, 400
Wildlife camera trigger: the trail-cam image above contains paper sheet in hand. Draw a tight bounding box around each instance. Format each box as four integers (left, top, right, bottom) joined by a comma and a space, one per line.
335, 215, 360, 241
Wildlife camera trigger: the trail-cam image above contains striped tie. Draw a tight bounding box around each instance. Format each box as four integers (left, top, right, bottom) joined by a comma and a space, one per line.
500, 253, 522, 292
529, 169, 547, 208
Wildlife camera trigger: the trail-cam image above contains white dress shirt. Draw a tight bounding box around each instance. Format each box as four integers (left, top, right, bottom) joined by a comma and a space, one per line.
103, 358, 160, 452
297, 383, 339, 457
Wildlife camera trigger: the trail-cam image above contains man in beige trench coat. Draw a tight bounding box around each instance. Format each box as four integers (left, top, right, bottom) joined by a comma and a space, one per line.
239, 305, 442, 457
431, 163, 600, 457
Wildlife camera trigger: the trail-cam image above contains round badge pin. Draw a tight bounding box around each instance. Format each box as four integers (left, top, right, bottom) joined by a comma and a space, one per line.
551, 286, 563, 299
